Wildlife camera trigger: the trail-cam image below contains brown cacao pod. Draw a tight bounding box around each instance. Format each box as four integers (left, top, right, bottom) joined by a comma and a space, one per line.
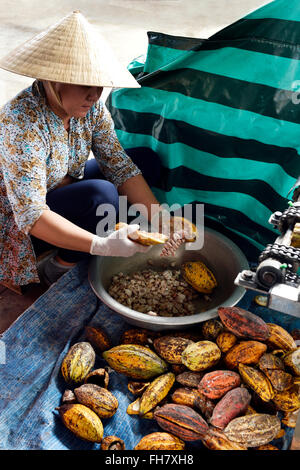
119, 328, 149, 346
238, 364, 274, 401
224, 413, 281, 447
216, 331, 237, 353
74, 383, 118, 418
272, 385, 300, 412
201, 427, 247, 450
209, 387, 251, 430
224, 341, 267, 369
181, 341, 221, 371
85, 326, 111, 352
258, 353, 285, 373
266, 324, 297, 352
263, 369, 294, 392
134, 432, 185, 450
218, 306, 270, 341
176, 371, 204, 388
194, 391, 215, 420
153, 335, 194, 364
283, 348, 300, 376
201, 319, 223, 341
154, 403, 209, 441
198, 370, 241, 400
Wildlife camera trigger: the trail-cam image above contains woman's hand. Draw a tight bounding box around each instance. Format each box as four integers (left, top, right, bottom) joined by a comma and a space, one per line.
90, 224, 151, 257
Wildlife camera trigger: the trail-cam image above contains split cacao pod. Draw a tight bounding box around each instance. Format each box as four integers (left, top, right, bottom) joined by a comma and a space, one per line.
57, 404, 103, 442
238, 364, 274, 401
198, 370, 241, 400
283, 348, 300, 376
154, 403, 209, 441
134, 432, 185, 450
84, 368, 109, 388
218, 306, 270, 341
61, 342, 96, 384
181, 341, 221, 371
201, 427, 247, 450
224, 413, 281, 447
102, 344, 168, 379
266, 324, 297, 352
153, 335, 194, 364
209, 387, 251, 430
272, 385, 300, 412
139, 372, 175, 415
216, 331, 237, 353
74, 383, 118, 418
224, 341, 267, 370
101, 435, 125, 450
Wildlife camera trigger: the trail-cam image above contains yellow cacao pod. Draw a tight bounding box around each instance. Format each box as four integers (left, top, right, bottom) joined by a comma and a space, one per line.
272, 385, 300, 412
266, 324, 297, 352
134, 432, 185, 450
181, 341, 221, 371
102, 344, 168, 379
238, 364, 274, 401
61, 342, 95, 384
57, 404, 103, 442
181, 261, 217, 294
216, 331, 237, 353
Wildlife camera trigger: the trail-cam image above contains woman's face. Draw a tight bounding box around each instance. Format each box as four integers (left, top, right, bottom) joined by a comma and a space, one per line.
48, 82, 103, 119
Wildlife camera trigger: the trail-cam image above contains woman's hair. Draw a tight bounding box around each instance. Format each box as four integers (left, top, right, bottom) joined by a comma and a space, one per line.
42, 80, 64, 109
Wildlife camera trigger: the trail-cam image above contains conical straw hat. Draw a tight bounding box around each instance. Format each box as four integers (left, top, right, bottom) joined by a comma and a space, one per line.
0, 10, 140, 88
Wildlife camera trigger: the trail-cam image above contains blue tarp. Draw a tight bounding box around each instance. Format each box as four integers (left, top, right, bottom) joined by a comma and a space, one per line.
0, 258, 298, 450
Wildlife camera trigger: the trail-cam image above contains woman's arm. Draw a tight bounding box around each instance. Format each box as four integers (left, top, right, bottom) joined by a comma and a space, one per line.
29, 209, 94, 253
118, 174, 163, 221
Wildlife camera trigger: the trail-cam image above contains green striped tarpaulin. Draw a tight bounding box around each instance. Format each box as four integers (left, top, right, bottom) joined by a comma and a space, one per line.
106, 0, 300, 262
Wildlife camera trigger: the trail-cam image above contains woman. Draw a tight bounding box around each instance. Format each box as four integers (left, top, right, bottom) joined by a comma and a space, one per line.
0, 11, 164, 289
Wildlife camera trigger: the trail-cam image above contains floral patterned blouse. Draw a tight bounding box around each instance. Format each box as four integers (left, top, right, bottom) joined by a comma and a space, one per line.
0, 80, 142, 287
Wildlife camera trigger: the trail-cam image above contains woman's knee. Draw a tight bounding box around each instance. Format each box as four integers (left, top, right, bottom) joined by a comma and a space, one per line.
86, 179, 119, 211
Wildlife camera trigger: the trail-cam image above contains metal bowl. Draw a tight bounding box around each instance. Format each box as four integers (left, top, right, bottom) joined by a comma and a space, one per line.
88, 227, 249, 331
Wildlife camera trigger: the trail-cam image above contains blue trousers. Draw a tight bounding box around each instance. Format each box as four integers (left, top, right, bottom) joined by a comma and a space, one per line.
31, 148, 162, 262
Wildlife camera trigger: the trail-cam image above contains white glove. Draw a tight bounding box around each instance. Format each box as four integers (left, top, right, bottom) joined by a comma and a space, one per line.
90, 224, 151, 257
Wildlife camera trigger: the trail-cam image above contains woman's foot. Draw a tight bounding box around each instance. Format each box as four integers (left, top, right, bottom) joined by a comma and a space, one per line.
37, 251, 76, 287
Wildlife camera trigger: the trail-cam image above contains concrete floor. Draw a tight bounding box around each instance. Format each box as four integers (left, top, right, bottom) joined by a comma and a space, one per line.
0, 0, 271, 332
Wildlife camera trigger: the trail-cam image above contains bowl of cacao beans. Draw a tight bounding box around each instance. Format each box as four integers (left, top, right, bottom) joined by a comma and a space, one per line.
89, 227, 249, 331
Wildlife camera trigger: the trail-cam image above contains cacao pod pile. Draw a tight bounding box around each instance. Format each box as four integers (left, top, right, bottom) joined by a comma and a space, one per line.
56, 307, 299, 450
